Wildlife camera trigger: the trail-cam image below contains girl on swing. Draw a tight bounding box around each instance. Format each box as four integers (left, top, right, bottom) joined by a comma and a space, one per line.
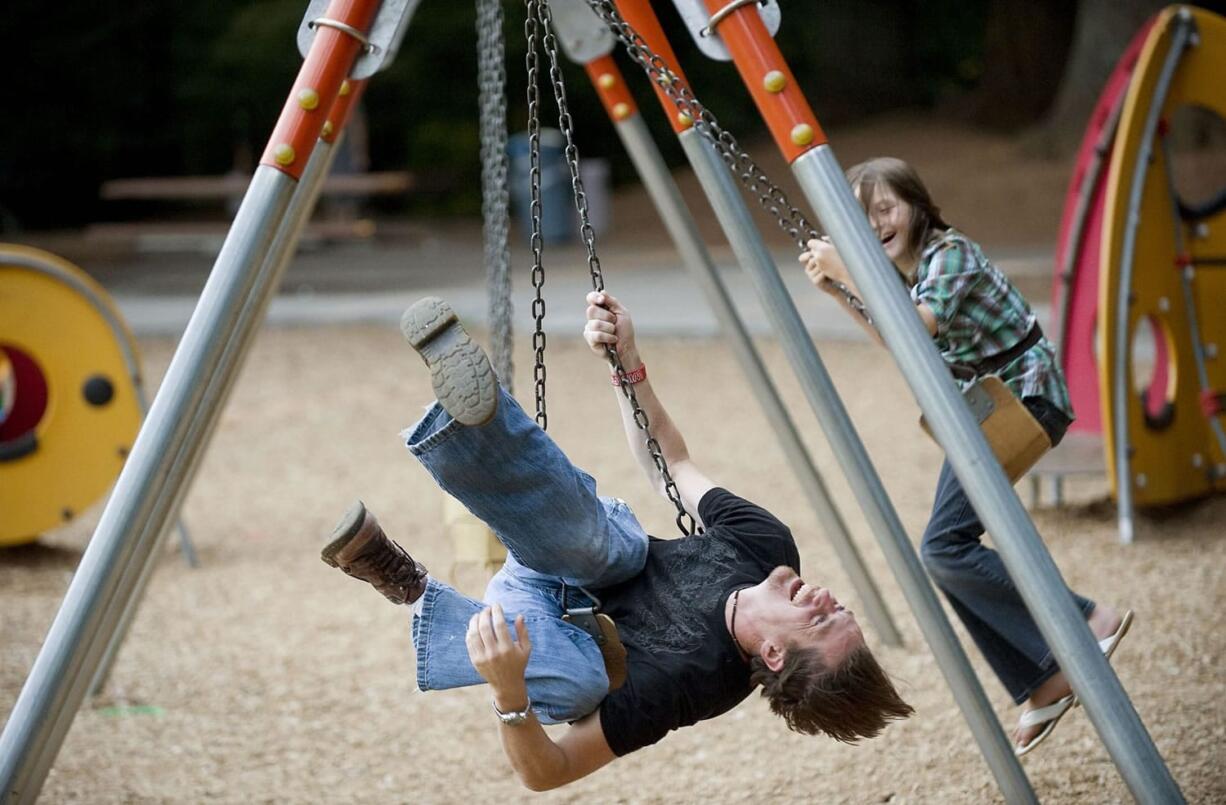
799, 156, 1132, 756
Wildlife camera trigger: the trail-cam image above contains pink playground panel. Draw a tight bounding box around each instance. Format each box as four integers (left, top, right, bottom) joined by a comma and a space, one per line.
1052, 17, 1158, 435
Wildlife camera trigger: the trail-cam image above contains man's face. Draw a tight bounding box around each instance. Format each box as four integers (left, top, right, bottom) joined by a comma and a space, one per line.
744, 566, 865, 668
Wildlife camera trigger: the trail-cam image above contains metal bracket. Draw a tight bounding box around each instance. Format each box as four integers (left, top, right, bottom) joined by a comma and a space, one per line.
550, 0, 616, 63
297, 0, 423, 79
963, 381, 998, 425
670, 0, 781, 62
563, 607, 608, 646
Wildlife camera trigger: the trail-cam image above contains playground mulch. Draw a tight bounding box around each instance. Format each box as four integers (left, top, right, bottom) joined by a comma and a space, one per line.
3, 324, 1224, 804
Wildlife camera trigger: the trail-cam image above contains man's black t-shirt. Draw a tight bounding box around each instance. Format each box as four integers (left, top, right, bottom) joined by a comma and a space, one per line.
594, 487, 800, 756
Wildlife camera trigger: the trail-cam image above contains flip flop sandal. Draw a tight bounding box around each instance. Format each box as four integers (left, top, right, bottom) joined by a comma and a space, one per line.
1014, 693, 1076, 757
1016, 610, 1137, 757
1098, 609, 1134, 661
1068, 609, 1137, 710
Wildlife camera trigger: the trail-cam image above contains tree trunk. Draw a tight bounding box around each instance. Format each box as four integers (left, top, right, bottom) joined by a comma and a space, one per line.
966, 0, 1077, 130
1029, 0, 1174, 156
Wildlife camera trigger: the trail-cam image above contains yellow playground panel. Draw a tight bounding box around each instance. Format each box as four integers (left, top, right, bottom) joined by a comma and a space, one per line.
0, 245, 143, 546
1099, 6, 1226, 508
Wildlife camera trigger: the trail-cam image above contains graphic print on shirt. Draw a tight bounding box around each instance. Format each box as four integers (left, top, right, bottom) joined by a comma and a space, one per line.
620, 536, 742, 656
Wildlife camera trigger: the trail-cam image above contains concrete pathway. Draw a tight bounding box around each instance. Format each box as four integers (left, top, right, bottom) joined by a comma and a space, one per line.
107, 236, 1054, 340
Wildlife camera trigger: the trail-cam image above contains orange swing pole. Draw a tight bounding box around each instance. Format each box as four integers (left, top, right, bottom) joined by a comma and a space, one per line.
610, 0, 697, 133
322, 77, 369, 145
583, 54, 640, 125
697, 0, 826, 163
260, 0, 380, 179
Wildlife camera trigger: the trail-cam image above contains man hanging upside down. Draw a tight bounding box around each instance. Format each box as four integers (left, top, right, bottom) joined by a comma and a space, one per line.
322, 292, 913, 790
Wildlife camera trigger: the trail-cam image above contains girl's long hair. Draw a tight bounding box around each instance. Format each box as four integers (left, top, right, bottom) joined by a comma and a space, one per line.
845, 157, 951, 281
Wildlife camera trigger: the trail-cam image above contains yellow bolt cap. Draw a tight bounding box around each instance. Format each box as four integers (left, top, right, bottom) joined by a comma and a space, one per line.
339, 80, 351, 96
273, 144, 296, 166
598, 73, 616, 90
677, 112, 693, 129
763, 70, 787, 93
322, 121, 335, 138
613, 102, 630, 120
790, 123, 814, 146
298, 88, 320, 110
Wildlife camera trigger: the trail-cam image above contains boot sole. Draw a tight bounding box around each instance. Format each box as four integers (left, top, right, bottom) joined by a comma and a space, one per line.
321, 500, 368, 568
400, 297, 497, 426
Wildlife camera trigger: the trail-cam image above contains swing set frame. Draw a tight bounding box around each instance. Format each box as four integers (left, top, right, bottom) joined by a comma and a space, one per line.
0, 2, 1183, 803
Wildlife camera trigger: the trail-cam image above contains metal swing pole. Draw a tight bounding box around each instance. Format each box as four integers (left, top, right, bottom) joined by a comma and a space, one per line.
0, 1, 414, 800
89, 79, 373, 698
548, 0, 899, 647
672, 1, 1182, 801
1112, 10, 1197, 546
595, 4, 1033, 801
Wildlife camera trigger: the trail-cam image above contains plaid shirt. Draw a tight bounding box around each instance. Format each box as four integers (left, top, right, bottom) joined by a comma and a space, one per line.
910, 229, 1074, 419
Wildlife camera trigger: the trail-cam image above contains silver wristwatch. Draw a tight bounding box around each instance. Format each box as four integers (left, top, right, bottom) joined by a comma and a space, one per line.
492, 698, 533, 726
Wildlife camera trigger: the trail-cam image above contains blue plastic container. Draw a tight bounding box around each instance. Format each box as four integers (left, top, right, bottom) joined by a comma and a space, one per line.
507, 129, 574, 245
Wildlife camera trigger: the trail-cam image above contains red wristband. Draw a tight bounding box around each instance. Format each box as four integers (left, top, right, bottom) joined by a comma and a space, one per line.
611, 364, 647, 386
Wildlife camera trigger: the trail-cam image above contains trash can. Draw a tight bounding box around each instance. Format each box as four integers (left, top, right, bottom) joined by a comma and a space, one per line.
508, 128, 573, 245
579, 157, 610, 238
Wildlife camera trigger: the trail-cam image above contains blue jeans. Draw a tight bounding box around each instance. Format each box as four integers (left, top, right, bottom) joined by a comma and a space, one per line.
405, 389, 650, 724
920, 396, 1094, 704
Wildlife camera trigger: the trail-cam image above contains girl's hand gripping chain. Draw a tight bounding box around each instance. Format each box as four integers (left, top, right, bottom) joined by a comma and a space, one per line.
799, 236, 854, 294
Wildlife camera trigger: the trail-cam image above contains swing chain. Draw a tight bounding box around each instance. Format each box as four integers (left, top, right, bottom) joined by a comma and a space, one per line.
535, 3, 602, 292
477, 0, 515, 390
526, 0, 697, 536
580, 0, 874, 327
525, 0, 549, 429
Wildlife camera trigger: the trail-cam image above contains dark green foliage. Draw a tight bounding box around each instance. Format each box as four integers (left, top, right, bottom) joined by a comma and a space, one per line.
0, 0, 993, 229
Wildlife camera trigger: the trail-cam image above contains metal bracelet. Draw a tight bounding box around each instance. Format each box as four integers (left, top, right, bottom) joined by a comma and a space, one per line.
307, 17, 377, 53
701, 0, 766, 37
492, 697, 533, 725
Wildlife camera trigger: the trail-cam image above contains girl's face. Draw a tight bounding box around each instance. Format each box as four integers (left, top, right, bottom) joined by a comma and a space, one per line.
859, 184, 915, 268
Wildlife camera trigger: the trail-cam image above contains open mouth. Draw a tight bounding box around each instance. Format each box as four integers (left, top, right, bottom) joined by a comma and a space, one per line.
788, 578, 805, 602
880, 232, 896, 247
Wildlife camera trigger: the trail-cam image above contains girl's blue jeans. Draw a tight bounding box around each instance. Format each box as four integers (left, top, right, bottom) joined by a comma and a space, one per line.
404, 389, 649, 724
920, 396, 1094, 704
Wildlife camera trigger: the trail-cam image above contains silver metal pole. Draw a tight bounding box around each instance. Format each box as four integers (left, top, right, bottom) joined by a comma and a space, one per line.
1113, 11, 1195, 545
680, 129, 1036, 803
89, 138, 343, 696
615, 114, 901, 646
0, 167, 296, 804
794, 144, 1183, 804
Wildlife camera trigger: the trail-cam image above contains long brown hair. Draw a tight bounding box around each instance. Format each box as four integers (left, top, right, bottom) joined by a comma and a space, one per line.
751, 643, 914, 743
846, 157, 950, 275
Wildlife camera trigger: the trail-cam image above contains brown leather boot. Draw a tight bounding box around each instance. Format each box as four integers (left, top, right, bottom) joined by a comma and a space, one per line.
321, 501, 427, 605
